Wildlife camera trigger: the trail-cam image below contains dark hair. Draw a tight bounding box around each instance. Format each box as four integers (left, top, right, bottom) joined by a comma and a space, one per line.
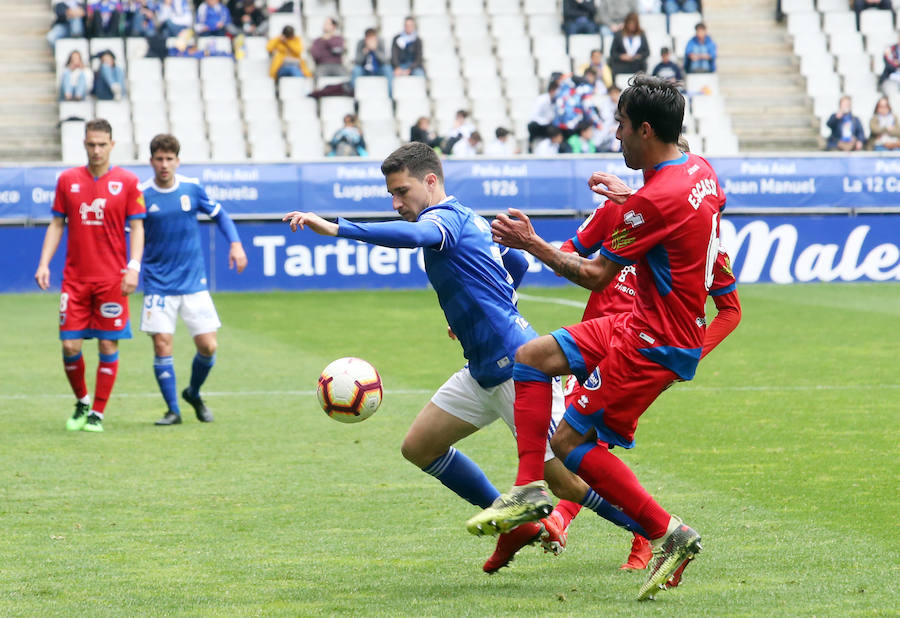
617, 74, 684, 144
456, 109, 469, 119
495, 127, 510, 139
326, 16, 339, 29
661, 46, 670, 55
85, 118, 112, 137
282, 25, 295, 38
583, 67, 597, 78
589, 48, 601, 56
364, 27, 376, 37
470, 131, 482, 143
546, 125, 562, 138
150, 133, 181, 156
695, 22, 706, 30
575, 119, 593, 135
381, 141, 444, 183
66, 50, 83, 66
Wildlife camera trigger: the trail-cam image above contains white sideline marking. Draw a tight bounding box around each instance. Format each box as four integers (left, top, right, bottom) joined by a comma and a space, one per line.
1, 384, 899, 401
517, 293, 586, 308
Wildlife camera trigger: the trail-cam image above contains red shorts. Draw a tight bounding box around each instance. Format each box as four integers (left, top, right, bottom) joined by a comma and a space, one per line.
59, 278, 132, 340
552, 313, 676, 448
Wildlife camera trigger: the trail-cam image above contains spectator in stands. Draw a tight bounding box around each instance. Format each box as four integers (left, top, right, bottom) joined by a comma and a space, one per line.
450, 131, 482, 157
310, 17, 347, 77
597, 0, 639, 36
534, 125, 566, 156
553, 74, 602, 137
443, 110, 477, 153
87, 0, 125, 38
484, 128, 520, 156
854, 0, 893, 29
47, 1, 86, 49
652, 47, 684, 87
351, 28, 393, 90
157, 0, 193, 37
329, 114, 368, 157
126, 0, 157, 37
878, 32, 900, 95
195, 0, 231, 36
578, 49, 613, 93
528, 75, 562, 147
92, 49, 126, 100
663, 0, 699, 15
59, 50, 88, 102
391, 16, 425, 78
684, 22, 717, 74
229, 0, 267, 36
826, 96, 866, 151
410, 117, 442, 149
596, 85, 621, 151
867, 97, 900, 150
566, 119, 598, 153
267, 25, 312, 80
608, 11, 649, 78
563, 0, 600, 35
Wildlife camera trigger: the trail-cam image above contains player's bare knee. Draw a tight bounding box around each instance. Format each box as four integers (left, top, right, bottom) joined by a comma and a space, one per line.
97, 339, 118, 355
61, 340, 82, 357
197, 341, 217, 356
400, 434, 426, 467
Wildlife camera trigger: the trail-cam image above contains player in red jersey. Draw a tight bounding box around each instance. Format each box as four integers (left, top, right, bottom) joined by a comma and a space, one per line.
467, 76, 725, 600
35, 118, 145, 433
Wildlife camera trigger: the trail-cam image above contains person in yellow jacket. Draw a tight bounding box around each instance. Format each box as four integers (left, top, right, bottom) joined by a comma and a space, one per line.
267, 25, 312, 79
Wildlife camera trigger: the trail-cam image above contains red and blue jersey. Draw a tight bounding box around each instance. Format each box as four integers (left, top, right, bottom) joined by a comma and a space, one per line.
599, 152, 726, 380
52, 166, 145, 282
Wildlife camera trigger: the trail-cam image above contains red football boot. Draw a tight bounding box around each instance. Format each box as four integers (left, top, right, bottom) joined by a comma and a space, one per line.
620, 533, 652, 570
539, 511, 568, 556
665, 555, 694, 588
482, 521, 543, 573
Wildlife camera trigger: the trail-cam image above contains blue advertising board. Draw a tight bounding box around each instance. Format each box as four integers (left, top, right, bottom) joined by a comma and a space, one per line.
4, 215, 898, 294
4, 155, 900, 222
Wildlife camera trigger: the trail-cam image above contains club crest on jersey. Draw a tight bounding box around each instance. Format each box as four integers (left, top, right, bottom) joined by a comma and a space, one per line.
180, 195, 191, 211
108, 181, 123, 195
100, 302, 123, 318
583, 367, 602, 390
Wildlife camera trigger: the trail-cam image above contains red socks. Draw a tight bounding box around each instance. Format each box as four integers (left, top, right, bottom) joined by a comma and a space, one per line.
552, 499, 583, 529
63, 353, 88, 400
575, 444, 670, 539
512, 364, 554, 486
91, 352, 119, 416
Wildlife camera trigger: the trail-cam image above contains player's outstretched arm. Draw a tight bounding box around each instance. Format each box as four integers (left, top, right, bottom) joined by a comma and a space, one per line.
35, 217, 66, 290
588, 171, 635, 204
283, 211, 338, 236
122, 218, 144, 295
491, 208, 621, 291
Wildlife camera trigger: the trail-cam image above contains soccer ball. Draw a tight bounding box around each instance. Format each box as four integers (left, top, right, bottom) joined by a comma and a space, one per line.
316, 357, 383, 423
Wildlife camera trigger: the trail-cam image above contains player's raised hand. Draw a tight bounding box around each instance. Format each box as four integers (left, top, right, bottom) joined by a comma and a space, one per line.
229, 242, 248, 273
282, 211, 339, 236
491, 208, 535, 250
588, 171, 634, 204
34, 265, 51, 290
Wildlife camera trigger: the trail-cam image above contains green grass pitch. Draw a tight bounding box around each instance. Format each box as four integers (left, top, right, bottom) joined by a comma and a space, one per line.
1, 283, 897, 616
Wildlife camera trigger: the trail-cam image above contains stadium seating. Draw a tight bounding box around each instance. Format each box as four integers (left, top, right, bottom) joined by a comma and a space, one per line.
52, 0, 749, 160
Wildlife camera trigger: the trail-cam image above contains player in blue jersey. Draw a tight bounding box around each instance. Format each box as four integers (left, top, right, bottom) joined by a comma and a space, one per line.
283, 142, 619, 571
140, 134, 248, 426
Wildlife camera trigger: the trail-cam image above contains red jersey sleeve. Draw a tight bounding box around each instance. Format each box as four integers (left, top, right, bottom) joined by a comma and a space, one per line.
599, 194, 667, 265
125, 176, 146, 220
52, 172, 70, 218
701, 289, 741, 359
709, 245, 737, 297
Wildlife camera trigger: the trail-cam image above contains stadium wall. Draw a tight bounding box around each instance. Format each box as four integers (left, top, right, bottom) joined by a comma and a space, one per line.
2, 156, 898, 292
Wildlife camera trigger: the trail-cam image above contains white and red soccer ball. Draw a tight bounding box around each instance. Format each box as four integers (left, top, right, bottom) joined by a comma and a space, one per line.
316, 357, 383, 423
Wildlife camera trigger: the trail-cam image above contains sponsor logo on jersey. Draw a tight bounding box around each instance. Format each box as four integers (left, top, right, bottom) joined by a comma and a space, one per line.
108, 181, 123, 195
79, 198, 107, 225
100, 302, 123, 318
181, 195, 191, 212
149, 203, 160, 213
583, 367, 602, 391
70, 183, 80, 193
721, 253, 733, 277
609, 227, 635, 251
623, 210, 644, 228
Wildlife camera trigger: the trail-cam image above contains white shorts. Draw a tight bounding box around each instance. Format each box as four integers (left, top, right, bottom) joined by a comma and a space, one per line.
140, 291, 221, 337
430, 366, 565, 462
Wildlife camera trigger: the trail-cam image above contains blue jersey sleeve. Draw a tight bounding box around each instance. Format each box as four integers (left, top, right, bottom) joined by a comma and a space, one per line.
337, 217, 444, 249
212, 208, 240, 244
500, 247, 528, 289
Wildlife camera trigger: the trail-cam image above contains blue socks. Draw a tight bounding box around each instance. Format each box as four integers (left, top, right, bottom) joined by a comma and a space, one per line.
423, 447, 501, 509
153, 355, 180, 414
188, 353, 215, 396
581, 488, 649, 538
